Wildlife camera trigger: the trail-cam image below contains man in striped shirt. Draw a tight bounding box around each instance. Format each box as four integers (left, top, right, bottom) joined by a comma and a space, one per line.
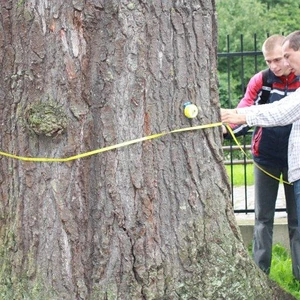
222, 30, 300, 280
224, 34, 300, 280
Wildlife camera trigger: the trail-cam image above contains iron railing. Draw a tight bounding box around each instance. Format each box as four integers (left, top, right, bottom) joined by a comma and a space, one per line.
219, 34, 287, 215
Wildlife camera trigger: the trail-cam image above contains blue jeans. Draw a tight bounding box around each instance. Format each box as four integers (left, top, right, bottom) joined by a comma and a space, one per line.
293, 179, 300, 234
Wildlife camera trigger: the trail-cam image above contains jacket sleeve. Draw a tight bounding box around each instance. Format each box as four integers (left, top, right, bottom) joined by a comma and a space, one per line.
244, 88, 300, 127
224, 72, 263, 139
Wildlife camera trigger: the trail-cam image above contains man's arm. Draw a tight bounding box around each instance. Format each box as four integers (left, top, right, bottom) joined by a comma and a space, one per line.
221, 88, 300, 127
245, 88, 300, 127
221, 109, 247, 125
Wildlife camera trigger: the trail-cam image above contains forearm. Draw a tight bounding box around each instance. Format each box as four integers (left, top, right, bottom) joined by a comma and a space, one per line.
221, 109, 247, 125
245, 89, 300, 126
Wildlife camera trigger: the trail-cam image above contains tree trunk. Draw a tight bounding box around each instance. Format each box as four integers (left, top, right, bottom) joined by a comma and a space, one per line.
0, 0, 295, 299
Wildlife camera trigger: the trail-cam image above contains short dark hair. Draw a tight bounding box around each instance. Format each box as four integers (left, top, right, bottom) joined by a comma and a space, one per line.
283, 30, 300, 51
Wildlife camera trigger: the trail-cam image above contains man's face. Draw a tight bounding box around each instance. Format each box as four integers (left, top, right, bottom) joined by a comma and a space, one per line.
264, 45, 291, 76
282, 41, 300, 76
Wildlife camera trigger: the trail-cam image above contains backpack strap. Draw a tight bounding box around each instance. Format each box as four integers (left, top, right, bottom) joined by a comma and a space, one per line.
258, 69, 272, 105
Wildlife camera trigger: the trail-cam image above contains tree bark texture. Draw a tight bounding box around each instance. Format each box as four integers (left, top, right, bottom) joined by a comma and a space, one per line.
0, 0, 295, 299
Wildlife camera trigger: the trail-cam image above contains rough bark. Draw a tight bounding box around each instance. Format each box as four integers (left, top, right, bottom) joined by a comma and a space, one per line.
0, 0, 295, 299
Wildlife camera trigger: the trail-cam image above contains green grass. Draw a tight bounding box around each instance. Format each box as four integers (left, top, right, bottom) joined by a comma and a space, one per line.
225, 164, 254, 186
269, 244, 300, 299
248, 243, 300, 299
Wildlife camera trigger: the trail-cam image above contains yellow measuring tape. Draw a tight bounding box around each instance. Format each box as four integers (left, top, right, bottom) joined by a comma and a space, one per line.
225, 124, 291, 185
0, 121, 291, 184
0, 122, 222, 163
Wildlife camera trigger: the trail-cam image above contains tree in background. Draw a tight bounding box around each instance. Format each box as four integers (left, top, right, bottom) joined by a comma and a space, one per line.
262, 0, 300, 13
217, 0, 300, 108
217, 0, 300, 54
0, 0, 296, 299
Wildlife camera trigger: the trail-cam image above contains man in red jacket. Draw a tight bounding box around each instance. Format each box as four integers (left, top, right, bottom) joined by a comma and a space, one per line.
223, 34, 300, 280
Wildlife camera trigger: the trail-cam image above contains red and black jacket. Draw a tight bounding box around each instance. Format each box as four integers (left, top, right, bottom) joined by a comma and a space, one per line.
225, 69, 300, 168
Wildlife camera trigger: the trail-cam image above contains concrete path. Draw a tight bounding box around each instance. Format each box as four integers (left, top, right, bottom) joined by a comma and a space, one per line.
232, 184, 287, 220
231, 184, 291, 249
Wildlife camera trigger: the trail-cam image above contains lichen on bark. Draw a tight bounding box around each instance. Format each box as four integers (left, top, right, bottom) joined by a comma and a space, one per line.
24, 102, 68, 137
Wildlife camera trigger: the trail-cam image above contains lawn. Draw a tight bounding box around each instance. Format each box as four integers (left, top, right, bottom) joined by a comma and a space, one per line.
252, 244, 300, 299
225, 163, 254, 186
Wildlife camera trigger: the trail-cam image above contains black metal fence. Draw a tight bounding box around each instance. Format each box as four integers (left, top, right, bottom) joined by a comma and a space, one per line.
218, 34, 287, 215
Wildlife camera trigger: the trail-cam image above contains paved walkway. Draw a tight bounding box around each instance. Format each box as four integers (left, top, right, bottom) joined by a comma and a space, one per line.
232, 184, 287, 220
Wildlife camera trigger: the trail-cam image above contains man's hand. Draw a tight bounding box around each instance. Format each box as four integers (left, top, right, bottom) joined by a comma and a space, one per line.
222, 124, 228, 134
221, 108, 247, 125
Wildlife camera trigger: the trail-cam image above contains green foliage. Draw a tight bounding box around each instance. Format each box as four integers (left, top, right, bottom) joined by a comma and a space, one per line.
217, 0, 269, 53
223, 132, 252, 163
216, 0, 300, 109
266, 0, 300, 33
218, 71, 244, 108
217, 0, 300, 53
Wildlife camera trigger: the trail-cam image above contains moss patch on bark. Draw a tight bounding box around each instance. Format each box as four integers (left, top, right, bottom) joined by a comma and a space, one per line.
24, 102, 67, 137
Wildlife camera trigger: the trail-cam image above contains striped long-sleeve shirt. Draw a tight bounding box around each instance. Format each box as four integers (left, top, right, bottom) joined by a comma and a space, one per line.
237, 87, 300, 182
226, 70, 300, 168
